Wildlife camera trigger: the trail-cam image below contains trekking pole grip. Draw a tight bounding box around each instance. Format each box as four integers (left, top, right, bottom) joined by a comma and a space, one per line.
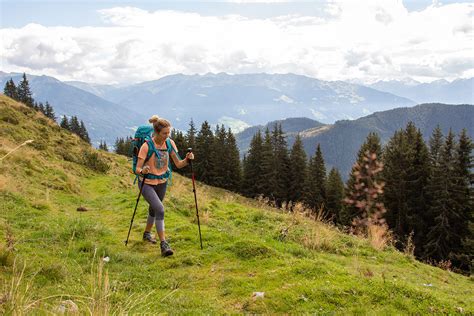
187, 148, 193, 169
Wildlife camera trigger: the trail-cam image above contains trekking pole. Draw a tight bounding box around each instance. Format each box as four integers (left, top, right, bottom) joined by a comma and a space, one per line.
125, 173, 147, 246
188, 148, 203, 250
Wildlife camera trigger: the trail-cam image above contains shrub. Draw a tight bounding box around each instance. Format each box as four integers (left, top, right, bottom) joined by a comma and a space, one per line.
82, 150, 110, 173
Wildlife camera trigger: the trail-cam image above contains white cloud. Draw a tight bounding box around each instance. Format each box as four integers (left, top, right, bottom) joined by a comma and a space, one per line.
273, 94, 295, 103
1, 1, 472, 84
217, 116, 251, 132
310, 108, 327, 120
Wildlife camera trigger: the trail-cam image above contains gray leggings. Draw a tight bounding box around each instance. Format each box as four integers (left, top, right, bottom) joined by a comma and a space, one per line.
138, 180, 167, 233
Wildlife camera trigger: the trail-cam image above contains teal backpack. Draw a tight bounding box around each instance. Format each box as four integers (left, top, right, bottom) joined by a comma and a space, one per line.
130, 125, 181, 184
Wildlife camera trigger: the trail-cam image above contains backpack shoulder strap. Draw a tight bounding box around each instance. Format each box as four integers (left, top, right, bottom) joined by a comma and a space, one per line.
166, 138, 181, 159
166, 138, 173, 154
143, 137, 155, 163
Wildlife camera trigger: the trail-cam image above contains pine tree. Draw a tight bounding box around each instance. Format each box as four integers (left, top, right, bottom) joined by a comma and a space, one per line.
424, 129, 463, 262
17, 73, 34, 107
69, 116, 81, 135
242, 130, 264, 197
44, 101, 56, 120
195, 121, 215, 184
60, 115, 70, 130
272, 124, 291, 208
80, 120, 91, 144
260, 128, 276, 201
37, 102, 45, 115
114, 138, 124, 155
224, 128, 242, 192
211, 125, 227, 187
451, 129, 473, 271
326, 167, 345, 223
3, 78, 18, 100
341, 133, 383, 226
288, 134, 307, 207
99, 140, 108, 151
114, 137, 131, 156
344, 149, 386, 234
382, 123, 430, 253
186, 119, 197, 151
304, 144, 327, 213
404, 124, 430, 254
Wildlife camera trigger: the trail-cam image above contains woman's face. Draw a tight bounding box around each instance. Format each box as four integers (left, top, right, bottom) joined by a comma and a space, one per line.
156, 126, 171, 140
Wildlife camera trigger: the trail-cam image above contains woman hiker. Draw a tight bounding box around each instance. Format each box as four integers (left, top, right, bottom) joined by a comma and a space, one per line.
135, 115, 194, 257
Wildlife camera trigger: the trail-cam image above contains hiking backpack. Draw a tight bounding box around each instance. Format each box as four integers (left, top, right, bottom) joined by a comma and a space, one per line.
130, 125, 181, 184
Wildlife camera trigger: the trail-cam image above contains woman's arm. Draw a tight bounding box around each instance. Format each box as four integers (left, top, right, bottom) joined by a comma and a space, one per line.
135, 143, 150, 174
169, 139, 194, 169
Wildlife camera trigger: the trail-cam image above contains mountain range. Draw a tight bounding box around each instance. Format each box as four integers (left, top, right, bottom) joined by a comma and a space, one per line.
0, 72, 144, 146
369, 78, 474, 105
92, 72, 416, 131
1, 71, 472, 154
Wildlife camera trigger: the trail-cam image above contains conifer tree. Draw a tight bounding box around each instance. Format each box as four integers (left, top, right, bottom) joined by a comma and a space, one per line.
288, 134, 307, 207
341, 133, 382, 226
260, 128, 276, 201
186, 119, 197, 151
211, 125, 227, 187
344, 149, 386, 234
224, 128, 242, 192
451, 129, 473, 270
242, 131, 264, 197
80, 120, 91, 144
114, 137, 133, 156
44, 101, 56, 120
3, 78, 18, 100
424, 129, 463, 262
326, 167, 345, 223
382, 123, 430, 252
60, 115, 70, 130
17, 73, 34, 107
37, 102, 45, 115
70, 116, 81, 135
304, 144, 327, 213
98, 140, 108, 151
195, 121, 215, 184
272, 124, 290, 207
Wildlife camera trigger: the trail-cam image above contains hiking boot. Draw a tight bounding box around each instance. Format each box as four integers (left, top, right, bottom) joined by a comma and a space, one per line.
160, 240, 174, 257
143, 231, 157, 244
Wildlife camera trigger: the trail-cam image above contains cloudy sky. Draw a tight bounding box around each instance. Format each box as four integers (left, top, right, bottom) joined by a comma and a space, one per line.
1, 0, 473, 84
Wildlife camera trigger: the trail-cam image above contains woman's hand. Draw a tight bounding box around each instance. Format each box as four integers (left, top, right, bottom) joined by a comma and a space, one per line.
141, 165, 150, 174
186, 152, 194, 161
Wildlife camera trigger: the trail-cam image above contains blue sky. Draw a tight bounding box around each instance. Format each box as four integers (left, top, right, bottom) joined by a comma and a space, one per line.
1, 0, 473, 84
0, 0, 465, 27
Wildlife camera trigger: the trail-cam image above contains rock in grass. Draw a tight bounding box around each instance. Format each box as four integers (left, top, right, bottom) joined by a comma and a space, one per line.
76, 206, 88, 212
56, 299, 78, 314
252, 292, 265, 300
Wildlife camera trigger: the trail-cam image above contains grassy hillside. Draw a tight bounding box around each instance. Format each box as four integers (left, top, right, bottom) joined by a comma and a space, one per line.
0, 95, 472, 314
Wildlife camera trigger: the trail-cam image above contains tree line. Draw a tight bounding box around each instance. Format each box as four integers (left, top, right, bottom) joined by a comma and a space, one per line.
4, 73, 56, 120
3, 73, 92, 145
242, 122, 472, 273
60, 115, 91, 144
111, 118, 471, 273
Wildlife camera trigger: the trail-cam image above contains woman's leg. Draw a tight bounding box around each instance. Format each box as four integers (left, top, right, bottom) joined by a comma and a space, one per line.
138, 180, 164, 240
144, 205, 154, 233
138, 180, 156, 233
153, 182, 167, 241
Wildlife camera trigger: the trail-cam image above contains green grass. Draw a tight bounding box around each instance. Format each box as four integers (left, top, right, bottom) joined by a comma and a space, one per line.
0, 95, 473, 314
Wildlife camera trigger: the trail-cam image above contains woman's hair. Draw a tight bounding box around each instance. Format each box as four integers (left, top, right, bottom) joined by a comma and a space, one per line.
149, 115, 171, 134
